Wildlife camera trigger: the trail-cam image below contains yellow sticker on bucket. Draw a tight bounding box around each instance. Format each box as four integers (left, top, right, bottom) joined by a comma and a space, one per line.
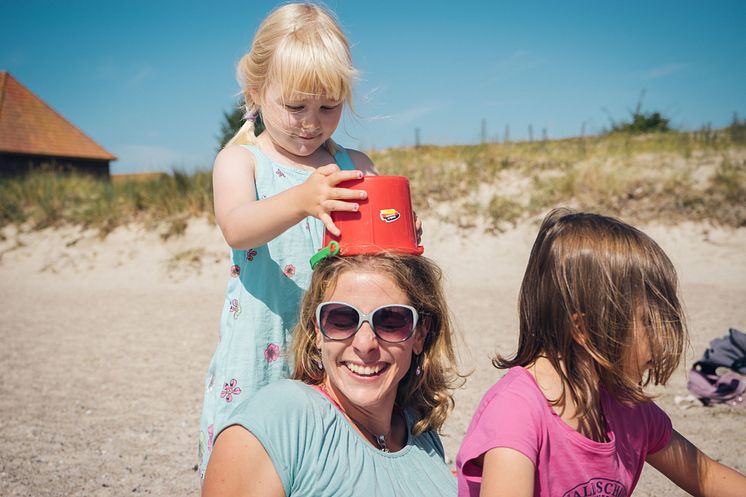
379, 209, 400, 223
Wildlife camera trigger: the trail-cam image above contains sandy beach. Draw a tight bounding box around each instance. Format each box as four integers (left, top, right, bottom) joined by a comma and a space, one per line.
1, 216, 744, 496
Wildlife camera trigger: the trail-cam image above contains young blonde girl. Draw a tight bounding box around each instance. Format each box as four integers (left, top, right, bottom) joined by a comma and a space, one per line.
457, 208, 746, 496
198, 2, 376, 477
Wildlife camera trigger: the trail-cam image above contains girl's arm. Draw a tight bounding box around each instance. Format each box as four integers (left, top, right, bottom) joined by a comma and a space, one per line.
646, 429, 746, 497
479, 447, 535, 497
213, 145, 366, 249
202, 425, 285, 497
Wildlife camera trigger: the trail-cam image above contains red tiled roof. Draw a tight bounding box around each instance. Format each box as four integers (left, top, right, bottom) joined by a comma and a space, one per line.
0, 71, 116, 161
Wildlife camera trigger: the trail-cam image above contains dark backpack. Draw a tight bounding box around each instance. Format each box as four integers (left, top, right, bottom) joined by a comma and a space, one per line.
687, 328, 746, 407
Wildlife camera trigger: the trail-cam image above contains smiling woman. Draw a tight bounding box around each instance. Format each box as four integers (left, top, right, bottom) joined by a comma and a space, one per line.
202, 253, 460, 497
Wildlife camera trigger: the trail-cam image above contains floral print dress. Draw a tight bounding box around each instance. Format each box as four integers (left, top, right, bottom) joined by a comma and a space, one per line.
198, 144, 355, 478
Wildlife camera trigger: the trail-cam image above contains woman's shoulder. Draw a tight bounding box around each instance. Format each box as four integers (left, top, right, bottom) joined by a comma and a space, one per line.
222, 381, 328, 437
407, 418, 447, 458
251, 379, 318, 406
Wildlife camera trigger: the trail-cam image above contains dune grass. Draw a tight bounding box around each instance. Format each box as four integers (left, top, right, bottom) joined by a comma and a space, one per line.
0, 170, 213, 236
371, 131, 746, 230
1, 130, 744, 237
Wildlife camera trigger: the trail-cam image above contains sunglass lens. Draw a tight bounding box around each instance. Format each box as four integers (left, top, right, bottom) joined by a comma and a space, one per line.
320, 303, 359, 339
372, 306, 414, 342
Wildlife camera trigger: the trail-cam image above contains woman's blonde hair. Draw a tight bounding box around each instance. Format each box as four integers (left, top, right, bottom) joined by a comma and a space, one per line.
495, 208, 687, 431
227, 2, 357, 150
292, 253, 460, 436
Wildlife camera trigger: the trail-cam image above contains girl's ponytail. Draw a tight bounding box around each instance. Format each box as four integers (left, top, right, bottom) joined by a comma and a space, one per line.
225, 106, 264, 148
226, 119, 256, 147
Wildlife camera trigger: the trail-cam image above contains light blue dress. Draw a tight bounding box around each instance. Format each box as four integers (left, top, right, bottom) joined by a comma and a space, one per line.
215, 379, 458, 497
198, 144, 356, 477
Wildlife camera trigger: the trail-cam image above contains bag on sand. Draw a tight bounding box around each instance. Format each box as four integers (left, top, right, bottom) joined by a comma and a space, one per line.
687, 328, 746, 407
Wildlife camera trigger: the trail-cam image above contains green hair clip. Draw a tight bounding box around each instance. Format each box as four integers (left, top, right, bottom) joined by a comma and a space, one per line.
309, 240, 340, 269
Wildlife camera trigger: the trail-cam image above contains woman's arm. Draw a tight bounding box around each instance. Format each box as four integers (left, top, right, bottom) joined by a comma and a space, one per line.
202, 425, 285, 497
213, 145, 365, 249
479, 447, 535, 497
646, 429, 746, 497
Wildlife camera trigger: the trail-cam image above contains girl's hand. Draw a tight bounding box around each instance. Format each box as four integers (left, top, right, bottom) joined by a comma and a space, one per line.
299, 164, 367, 236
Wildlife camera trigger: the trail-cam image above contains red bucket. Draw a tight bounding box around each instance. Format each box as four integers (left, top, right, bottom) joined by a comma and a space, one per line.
324, 176, 423, 256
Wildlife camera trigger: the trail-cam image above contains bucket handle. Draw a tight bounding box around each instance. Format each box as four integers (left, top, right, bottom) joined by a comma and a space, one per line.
309, 241, 340, 269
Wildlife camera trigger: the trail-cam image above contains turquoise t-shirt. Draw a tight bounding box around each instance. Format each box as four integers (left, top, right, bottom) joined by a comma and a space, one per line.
216, 379, 457, 497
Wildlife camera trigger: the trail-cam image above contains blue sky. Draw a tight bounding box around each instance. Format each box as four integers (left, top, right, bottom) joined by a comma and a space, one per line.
2, 1, 745, 174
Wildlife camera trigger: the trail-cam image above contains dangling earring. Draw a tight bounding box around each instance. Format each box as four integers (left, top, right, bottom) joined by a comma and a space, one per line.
315, 349, 324, 371
415, 354, 422, 377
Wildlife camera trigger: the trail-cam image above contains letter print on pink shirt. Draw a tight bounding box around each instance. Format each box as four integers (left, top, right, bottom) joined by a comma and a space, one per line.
562, 478, 628, 497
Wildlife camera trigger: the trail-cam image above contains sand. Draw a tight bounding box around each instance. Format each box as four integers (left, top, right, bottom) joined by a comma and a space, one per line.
1, 216, 744, 496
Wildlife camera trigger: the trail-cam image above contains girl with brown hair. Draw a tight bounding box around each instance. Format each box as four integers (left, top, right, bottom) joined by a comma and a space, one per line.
457, 208, 745, 497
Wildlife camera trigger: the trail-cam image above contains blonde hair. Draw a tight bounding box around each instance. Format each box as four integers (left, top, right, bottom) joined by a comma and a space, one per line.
292, 254, 460, 436
227, 2, 357, 151
495, 208, 687, 431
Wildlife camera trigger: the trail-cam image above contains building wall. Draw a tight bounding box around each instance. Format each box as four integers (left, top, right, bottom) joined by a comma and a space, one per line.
0, 153, 110, 178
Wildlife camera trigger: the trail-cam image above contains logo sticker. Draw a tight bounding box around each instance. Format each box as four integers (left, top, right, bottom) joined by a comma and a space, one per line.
379, 209, 400, 223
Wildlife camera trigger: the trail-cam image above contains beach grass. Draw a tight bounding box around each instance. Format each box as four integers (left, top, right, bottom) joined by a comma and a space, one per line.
372, 130, 746, 230
1, 130, 744, 236
0, 170, 213, 235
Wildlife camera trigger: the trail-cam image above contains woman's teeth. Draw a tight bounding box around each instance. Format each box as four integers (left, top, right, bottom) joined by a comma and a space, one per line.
344, 362, 384, 376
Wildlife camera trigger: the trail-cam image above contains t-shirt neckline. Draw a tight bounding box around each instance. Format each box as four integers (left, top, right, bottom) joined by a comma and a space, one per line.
307, 383, 416, 458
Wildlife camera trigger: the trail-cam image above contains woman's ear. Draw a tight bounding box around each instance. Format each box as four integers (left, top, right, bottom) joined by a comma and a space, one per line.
314, 322, 323, 350
413, 316, 431, 355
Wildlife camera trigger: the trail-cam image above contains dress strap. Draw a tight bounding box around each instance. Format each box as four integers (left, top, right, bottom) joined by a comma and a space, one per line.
333, 147, 356, 171
239, 143, 271, 171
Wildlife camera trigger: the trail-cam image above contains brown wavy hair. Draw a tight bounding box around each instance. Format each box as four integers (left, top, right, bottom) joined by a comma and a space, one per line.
495, 208, 687, 431
292, 253, 460, 435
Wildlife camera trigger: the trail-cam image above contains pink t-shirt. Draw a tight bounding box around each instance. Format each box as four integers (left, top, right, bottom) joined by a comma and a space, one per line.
456, 367, 672, 497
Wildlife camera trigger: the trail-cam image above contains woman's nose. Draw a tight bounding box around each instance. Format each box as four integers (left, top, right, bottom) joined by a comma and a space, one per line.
352, 322, 379, 354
